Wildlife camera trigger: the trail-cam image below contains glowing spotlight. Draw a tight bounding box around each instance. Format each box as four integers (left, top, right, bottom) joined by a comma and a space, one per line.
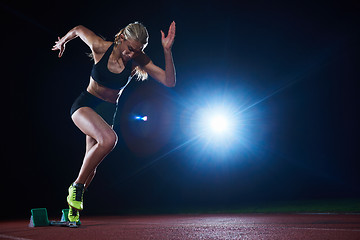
135, 115, 148, 121
192, 105, 239, 146
208, 115, 229, 134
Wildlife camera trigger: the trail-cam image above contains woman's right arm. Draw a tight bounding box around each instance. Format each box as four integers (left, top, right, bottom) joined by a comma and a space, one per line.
51, 25, 104, 58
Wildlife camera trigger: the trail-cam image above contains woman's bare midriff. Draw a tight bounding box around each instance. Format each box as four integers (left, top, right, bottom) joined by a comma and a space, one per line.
86, 77, 122, 104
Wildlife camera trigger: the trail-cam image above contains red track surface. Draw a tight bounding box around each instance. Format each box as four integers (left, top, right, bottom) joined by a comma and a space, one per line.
1, 214, 360, 239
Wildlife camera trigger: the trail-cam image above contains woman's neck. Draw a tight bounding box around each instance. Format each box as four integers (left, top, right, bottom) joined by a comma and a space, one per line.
112, 43, 123, 61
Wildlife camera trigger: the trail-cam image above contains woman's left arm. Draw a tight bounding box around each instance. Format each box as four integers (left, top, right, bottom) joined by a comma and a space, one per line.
138, 21, 176, 87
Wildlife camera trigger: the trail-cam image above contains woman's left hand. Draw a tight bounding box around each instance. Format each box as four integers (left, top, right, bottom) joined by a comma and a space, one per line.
161, 21, 176, 51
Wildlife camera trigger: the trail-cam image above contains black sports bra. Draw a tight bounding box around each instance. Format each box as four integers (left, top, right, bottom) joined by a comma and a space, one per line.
91, 43, 132, 90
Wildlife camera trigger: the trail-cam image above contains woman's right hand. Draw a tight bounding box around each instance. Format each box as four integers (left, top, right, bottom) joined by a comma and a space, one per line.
52, 37, 66, 58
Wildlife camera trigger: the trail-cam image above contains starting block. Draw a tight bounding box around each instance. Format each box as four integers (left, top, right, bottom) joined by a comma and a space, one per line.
29, 208, 49, 227
29, 208, 80, 228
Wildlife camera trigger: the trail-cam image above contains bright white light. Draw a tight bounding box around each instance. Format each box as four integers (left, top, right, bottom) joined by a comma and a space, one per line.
209, 115, 229, 134
192, 106, 238, 144
135, 115, 148, 121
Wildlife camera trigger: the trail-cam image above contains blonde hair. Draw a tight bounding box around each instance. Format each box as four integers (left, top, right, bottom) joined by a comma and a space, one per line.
115, 22, 149, 81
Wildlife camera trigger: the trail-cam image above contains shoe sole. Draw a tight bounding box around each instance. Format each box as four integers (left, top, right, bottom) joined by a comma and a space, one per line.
67, 196, 83, 211
68, 210, 80, 223
68, 204, 83, 211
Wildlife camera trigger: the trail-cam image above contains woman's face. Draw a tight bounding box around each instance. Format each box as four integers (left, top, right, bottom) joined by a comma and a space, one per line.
119, 35, 144, 61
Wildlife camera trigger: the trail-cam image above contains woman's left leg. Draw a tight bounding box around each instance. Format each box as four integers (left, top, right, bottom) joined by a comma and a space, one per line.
68, 134, 98, 223
84, 135, 97, 189
68, 107, 118, 211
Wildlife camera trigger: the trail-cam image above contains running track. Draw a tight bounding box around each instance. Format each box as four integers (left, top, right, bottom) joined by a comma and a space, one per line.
1, 214, 360, 239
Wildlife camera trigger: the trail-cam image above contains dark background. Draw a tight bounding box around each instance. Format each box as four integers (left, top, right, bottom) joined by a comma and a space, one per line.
1, 0, 359, 218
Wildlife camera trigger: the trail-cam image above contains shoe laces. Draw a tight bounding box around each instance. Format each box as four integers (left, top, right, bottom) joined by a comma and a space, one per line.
72, 184, 84, 202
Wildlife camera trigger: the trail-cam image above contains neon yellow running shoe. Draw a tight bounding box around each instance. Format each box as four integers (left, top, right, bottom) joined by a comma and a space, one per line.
68, 206, 80, 224
67, 183, 85, 211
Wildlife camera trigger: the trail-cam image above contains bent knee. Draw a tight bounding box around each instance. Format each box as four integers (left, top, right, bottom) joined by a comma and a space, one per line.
98, 131, 118, 151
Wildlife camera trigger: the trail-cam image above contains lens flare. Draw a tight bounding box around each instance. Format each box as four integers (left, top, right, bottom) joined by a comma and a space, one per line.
135, 115, 148, 121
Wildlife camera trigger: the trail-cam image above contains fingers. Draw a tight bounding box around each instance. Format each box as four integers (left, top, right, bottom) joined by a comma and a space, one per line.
52, 37, 61, 50
52, 45, 60, 51
52, 44, 59, 51
170, 21, 176, 32
52, 36, 64, 57
58, 47, 65, 58
168, 21, 176, 38
160, 21, 176, 49
161, 22, 176, 40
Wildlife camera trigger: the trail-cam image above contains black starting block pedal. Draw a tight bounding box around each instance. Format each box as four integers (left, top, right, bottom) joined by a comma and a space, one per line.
49, 220, 78, 228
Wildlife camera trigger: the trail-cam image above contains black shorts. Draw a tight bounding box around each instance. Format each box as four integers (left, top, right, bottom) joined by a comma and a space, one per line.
70, 91, 117, 126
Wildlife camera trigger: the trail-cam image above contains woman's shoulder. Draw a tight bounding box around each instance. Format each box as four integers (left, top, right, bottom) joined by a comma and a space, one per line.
92, 41, 113, 63
94, 41, 113, 54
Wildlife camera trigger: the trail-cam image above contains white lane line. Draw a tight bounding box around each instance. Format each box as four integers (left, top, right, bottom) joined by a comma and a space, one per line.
0, 234, 32, 240
281, 227, 360, 232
